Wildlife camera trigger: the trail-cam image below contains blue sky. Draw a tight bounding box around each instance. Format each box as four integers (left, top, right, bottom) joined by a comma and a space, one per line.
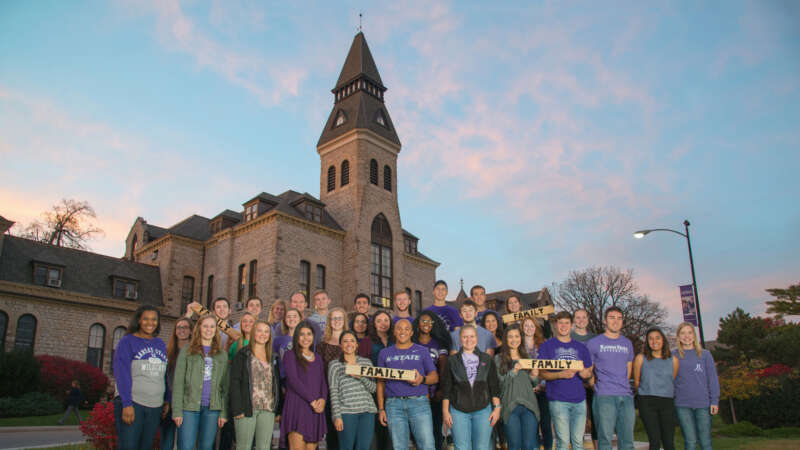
2, 1, 798, 338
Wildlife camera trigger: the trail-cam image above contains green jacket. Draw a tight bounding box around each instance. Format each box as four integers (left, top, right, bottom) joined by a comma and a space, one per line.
172, 345, 228, 419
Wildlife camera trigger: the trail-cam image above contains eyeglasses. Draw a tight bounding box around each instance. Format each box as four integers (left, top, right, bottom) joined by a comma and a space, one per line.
420, 319, 433, 324
331, 317, 344, 322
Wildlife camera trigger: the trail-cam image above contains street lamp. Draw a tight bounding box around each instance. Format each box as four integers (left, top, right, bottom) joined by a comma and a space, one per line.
634, 220, 705, 347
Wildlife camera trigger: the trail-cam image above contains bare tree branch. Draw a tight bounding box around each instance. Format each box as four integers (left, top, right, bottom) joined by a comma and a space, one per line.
15, 199, 104, 250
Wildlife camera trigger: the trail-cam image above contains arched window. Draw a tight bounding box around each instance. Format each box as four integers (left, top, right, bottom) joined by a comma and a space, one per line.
341, 160, 350, 186
384, 165, 392, 191
370, 214, 392, 308
181, 276, 194, 309
111, 326, 126, 365
14, 314, 37, 351
0, 310, 7, 352
86, 324, 105, 369
237, 264, 246, 305
327, 166, 336, 192
299, 261, 311, 297
130, 234, 138, 261
248, 260, 257, 298
206, 275, 214, 307
370, 159, 378, 185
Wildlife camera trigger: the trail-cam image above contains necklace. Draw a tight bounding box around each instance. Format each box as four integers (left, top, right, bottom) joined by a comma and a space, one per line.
302, 352, 314, 361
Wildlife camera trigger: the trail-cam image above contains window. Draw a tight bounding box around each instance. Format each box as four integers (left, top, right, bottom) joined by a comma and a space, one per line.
0, 310, 7, 352
341, 160, 350, 186
384, 165, 392, 191
245, 203, 258, 222
86, 324, 105, 369
299, 261, 310, 297
130, 234, 138, 261
404, 238, 417, 255
327, 166, 336, 192
181, 276, 194, 308
370, 214, 392, 308
334, 110, 346, 127
113, 278, 139, 300
206, 275, 214, 307
210, 220, 222, 234
33, 264, 62, 288
370, 159, 378, 185
376, 109, 387, 127
316, 265, 326, 290
304, 204, 321, 222
237, 264, 246, 304
248, 260, 258, 298
414, 290, 423, 316
111, 326, 126, 367
14, 314, 36, 351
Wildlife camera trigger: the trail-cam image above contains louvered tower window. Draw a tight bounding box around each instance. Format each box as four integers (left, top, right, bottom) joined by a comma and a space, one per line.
341, 160, 350, 186
327, 165, 336, 192
370, 159, 378, 185
384, 165, 392, 191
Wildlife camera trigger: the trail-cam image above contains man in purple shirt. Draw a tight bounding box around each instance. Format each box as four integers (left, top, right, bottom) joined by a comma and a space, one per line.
424, 280, 463, 332
377, 319, 439, 450
587, 307, 635, 450
393, 290, 414, 324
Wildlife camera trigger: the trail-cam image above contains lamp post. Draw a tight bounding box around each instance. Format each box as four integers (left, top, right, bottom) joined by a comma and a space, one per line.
634, 220, 705, 347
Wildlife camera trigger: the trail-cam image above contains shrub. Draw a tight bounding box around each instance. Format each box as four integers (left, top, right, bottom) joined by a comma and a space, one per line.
80, 401, 160, 450
716, 421, 764, 437
0, 391, 63, 418
37, 355, 109, 405
721, 374, 800, 428
0, 350, 41, 397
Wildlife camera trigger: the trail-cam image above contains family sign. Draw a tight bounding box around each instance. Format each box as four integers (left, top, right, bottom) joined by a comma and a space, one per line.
517, 359, 584, 370
502, 305, 555, 324
345, 364, 417, 381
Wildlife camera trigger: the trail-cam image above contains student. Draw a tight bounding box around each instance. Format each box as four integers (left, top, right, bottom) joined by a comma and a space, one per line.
441, 325, 501, 450
424, 280, 463, 332
505, 295, 522, 315
358, 310, 393, 364
449, 300, 497, 356
327, 330, 377, 450
267, 300, 287, 337
392, 290, 414, 324
586, 307, 635, 450
186, 297, 241, 348
242, 298, 264, 323
172, 315, 228, 450
229, 320, 282, 450
229, 312, 256, 360
289, 291, 322, 344
570, 308, 597, 450
281, 321, 328, 449
673, 322, 719, 450
412, 311, 453, 450
470, 285, 496, 323
350, 312, 369, 343
58, 380, 84, 425
318, 307, 348, 450
480, 311, 503, 349
495, 324, 541, 450
309, 290, 332, 331
160, 317, 192, 450
113, 305, 170, 450
354, 293, 371, 317
520, 317, 552, 450
376, 319, 438, 450
537, 311, 593, 450
273, 308, 302, 365
633, 327, 678, 450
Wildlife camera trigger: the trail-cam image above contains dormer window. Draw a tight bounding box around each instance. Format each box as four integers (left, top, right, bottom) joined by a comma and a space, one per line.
245, 203, 258, 222
304, 204, 322, 222
113, 277, 139, 300
34, 263, 63, 288
334, 110, 347, 127
404, 238, 418, 255
210, 219, 223, 234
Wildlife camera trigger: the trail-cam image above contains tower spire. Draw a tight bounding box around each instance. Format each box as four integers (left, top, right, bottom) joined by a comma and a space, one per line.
358, 12, 363, 33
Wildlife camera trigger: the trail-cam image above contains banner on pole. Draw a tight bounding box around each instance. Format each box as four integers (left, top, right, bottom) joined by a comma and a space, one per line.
680, 284, 698, 326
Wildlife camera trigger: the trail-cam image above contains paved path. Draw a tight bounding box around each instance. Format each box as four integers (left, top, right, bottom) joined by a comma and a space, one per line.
0, 427, 85, 450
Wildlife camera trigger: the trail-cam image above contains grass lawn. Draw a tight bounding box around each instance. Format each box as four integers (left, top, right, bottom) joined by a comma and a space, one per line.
19, 445, 90, 450
0, 412, 87, 427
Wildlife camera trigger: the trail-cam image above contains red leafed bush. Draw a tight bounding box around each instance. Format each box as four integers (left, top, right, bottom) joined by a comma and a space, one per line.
80, 401, 161, 450
756, 363, 793, 378
37, 355, 109, 404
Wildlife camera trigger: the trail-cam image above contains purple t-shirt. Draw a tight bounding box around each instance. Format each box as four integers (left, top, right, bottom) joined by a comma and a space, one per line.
378, 343, 437, 398
417, 338, 446, 397
392, 315, 415, 325
200, 345, 212, 406
537, 337, 592, 403
586, 334, 634, 396
462, 352, 479, 386
425, 305, 463, 332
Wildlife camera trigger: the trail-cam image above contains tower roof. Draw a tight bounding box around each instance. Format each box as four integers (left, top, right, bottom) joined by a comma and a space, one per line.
335, 32, 384, 90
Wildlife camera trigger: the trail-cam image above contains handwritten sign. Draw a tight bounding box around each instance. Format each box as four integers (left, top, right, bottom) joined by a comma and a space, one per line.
502, 305, 555, 324
189, 304, 238, 337
345, 364, 417, 381
518, 359, 584, 370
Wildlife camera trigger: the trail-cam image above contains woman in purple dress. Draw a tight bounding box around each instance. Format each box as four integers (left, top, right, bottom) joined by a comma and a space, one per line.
281, 320, 328, 449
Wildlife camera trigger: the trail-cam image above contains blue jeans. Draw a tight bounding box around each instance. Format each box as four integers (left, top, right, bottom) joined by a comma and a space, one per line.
549, 400, 586, 450
536, 391, 553, 449
385, 396, 435, 450
178, 407, 220, 450
114, 397, 162, 450
449, 405, 492, 450
338, 412, 375, 450
503, 405, 539, 450
676, 406, 713, 450
593, 395, 635, 450
159, 417, 177, 450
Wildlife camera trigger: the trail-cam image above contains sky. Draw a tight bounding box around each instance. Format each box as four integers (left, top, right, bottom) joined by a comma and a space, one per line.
1, 1, 798, 338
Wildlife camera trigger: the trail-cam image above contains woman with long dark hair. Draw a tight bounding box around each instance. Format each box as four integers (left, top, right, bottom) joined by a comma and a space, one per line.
673, 323, 718, 450
358, 310, 393, 364
521, 316, 553, 450
634, 327, 678, 450
230, 320, 282, 450
172, 315, 228, 450
480, 311, 504, 350
113, 305, 169, 450
281, 321, 327, 449
495, 324, 541, 450
350, 312, 369, 342
161, 318, 192, 450
412, 311, 452, 450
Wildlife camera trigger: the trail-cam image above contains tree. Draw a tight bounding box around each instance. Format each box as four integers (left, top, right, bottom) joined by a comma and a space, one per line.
714, 307, 770, 364
765, 282, 800, 318
553, 266, 668, 341
17, 199, 103, 250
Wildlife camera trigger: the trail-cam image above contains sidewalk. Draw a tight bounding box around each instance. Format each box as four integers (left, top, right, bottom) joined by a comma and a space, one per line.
0, 426, 85, 450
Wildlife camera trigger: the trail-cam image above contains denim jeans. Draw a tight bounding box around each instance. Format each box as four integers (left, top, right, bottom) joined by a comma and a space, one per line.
449, 405, 492, 450
179, 407, 220, 450
385, 396, 435, 450
549, 400, 586, 450
338, 412, 375, 450
593, 395, 635, 450
676, 406, 713, 450
503, 405, 539, 450
114, 397, 162, 450
536, 391, 553, 449
159, 416, 177, 450
235, 410, 275, 450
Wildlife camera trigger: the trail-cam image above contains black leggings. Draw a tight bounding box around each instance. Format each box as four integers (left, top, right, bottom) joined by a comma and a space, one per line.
638, 395, 676, 450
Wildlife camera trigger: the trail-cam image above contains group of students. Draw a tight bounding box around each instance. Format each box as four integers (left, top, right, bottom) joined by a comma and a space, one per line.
112, 279, 719, 450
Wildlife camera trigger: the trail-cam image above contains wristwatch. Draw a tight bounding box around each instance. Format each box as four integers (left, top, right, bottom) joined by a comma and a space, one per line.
493, 403, 501, 409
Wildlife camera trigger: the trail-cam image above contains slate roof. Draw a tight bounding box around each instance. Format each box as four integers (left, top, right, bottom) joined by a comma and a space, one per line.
335, 32, 384, 89
271, 190, 343, 231
0, 236, 162, 306
213, 209, 243, 222
166, 215, 212, 241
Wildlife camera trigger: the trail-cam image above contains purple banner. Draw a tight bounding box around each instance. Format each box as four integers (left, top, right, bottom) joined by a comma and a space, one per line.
680, 284, 698, 326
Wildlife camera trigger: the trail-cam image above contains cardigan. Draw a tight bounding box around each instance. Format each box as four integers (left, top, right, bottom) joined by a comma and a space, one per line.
440, 349, 500, 413
229, 346, 283, 418
494, 354, 540, 423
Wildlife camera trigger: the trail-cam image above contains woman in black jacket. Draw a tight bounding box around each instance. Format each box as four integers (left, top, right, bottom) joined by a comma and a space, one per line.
441, 325, 501, 450
229, 320, 283, 450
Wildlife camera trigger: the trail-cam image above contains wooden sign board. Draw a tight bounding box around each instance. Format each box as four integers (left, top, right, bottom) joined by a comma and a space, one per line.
502, 305, 555, 324
345, 364, 417, 381
518, 359, 584, 370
